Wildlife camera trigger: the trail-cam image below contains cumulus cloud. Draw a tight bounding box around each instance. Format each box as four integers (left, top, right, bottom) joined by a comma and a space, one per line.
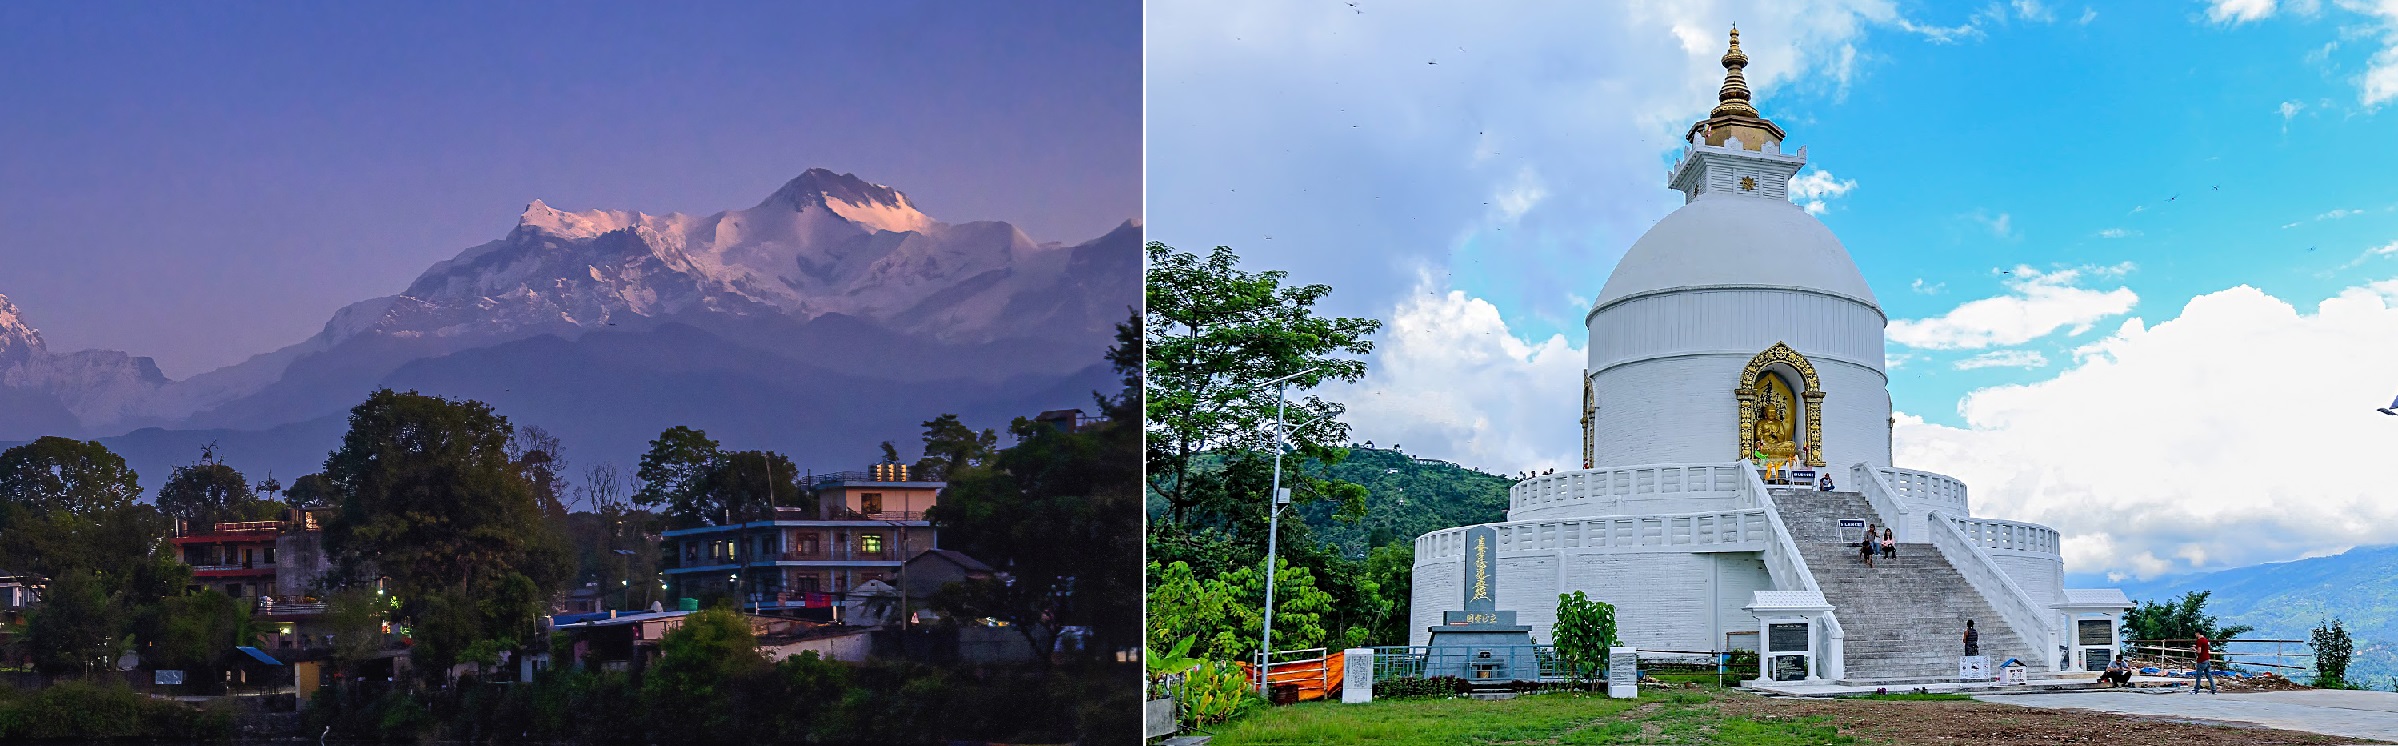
1787, 168, 1858, 214
1953, 349, 2049, 370
1897, 279, 2398, 578
2207, 0, 2398, 107
1887, 265, 2138, 349
2207, 0, 2280, 24
1329, 278, 1583, 473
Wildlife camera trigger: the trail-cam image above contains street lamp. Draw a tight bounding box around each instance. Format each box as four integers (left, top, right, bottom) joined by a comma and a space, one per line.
1257, 366, 1319, 695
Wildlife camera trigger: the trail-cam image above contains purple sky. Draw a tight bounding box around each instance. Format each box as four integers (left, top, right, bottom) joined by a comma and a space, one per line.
0, 1, 1139, 377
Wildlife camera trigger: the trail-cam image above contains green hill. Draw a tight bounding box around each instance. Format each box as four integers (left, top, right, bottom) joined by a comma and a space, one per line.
1293, 448, 1514, 558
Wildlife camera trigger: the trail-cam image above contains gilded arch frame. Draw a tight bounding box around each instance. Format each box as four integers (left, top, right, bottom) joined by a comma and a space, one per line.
1735, 342, 1825, 467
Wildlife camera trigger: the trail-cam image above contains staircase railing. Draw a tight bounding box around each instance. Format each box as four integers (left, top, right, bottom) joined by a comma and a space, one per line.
1924, 509, 2054, 672
1850, 463, 1915, 543
1739, 462, 1844, 681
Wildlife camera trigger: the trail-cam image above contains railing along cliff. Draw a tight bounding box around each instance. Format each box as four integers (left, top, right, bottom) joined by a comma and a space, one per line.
1924, 510, 2054, 672
1738, 462, 1844, 681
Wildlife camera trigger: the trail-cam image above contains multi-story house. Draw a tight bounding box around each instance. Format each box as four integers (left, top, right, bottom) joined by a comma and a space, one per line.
173, 508, 337, 649
663, 464, 940, 616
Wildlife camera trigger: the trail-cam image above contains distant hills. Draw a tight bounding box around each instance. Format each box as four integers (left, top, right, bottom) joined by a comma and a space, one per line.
1, 169, 1136, 485
1292, 448, 1515, 558
2103, 544, 2398, 686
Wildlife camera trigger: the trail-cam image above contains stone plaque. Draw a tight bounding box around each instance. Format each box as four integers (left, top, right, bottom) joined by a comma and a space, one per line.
1767, 622, 1809, 653
1959, 655, 1989, 682
1607, 646, 1637, 698
1463, 526, 1498, 612
2078, 619, 2112, 646
1444, 610, 1516, 626
1342, 648, 1374, 703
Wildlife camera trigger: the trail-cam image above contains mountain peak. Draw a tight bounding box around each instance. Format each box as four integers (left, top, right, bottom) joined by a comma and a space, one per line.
759, 169, 931, 234
0, 292, 47, 360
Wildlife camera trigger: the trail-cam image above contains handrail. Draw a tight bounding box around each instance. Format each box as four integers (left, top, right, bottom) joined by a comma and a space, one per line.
1508, 463, 1749, 521
1873, 467, 1968, 511
1850, 463, 1914, 542
1947, 516, 2061, 557
1925, 509, 2053, 672
1739, 461, 1843, 681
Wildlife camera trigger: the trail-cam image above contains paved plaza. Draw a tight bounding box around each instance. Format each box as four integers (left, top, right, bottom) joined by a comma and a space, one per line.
1979, 689, 2398, 742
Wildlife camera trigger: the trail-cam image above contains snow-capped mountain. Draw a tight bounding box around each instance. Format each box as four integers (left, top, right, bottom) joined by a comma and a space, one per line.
0, 169, 1138, 450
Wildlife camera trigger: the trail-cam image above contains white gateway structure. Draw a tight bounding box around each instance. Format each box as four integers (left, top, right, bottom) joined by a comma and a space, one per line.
1409, 30, 2132, 684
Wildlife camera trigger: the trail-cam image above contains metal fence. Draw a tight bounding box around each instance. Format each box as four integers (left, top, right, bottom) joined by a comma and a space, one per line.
2126, 638, 2317, 679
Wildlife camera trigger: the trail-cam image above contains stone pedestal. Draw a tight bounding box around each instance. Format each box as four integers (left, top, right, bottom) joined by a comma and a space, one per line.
1607, 646, 1638, 698
1341, 648, 1374, 703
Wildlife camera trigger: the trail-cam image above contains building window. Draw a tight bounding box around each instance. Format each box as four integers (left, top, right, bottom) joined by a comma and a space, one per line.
861, 493, 883, 515
263, 547, 276, 565
860, 534, 884, 555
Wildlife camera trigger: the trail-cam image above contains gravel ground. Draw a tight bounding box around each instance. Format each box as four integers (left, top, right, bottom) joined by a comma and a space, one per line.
1710, 691, 2380, 745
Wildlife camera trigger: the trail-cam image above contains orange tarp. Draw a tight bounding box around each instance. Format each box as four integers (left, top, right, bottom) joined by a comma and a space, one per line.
1239, 652, 1345, 703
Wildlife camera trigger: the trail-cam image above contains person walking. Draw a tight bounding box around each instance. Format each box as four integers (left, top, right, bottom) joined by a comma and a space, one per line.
1881, 528, 1897, 561
1964, 619, 1979, 657
1859, 523, 1878, 568
2191, 633, 2218, 694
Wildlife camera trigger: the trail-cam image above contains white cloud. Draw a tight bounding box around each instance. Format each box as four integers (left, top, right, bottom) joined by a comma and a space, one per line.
1787, 168, 1858, 214
2208, 0, 2280, 24
2012, 0, 2057, 22
1895, 18, 1985, 43
2077, 6, 2098, 24
1887, 265, 2139, 349
2096, 227, 2139, 239
2319, 207, 2364, 220
2343, 239, 2398, 268
1954, 349, 2050, 369
2280, 99, 2305, 119
1911, 278, 1947, 294
1491, 166, 1548, 223
1330, 278, 1582, 473
1972, 210, 2017, 238
1897, 278, 2398, 578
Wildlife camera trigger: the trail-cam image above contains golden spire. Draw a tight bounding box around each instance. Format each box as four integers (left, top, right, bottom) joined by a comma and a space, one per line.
1687, 26, 1785, 151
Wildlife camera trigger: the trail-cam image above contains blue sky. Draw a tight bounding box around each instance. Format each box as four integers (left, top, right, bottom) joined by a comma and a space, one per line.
0, 1, 1140, 376
1149, 0, 2398, 578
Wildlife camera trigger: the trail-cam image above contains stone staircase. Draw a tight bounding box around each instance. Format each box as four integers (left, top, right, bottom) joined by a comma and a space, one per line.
1768, 489, 2045, 683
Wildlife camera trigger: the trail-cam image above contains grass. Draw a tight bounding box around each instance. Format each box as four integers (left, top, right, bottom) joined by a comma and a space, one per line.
1200, 688, 1853, 745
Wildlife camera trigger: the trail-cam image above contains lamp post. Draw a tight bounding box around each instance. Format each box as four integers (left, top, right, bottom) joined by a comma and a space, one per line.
1257, 367, 1318, 695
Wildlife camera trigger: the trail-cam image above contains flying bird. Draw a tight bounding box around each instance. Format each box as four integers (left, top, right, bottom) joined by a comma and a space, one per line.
2379, 394, 2398, 416
2168, 194, 2178, 202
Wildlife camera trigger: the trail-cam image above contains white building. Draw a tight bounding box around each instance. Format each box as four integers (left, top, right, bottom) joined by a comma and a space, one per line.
1409, 29, 2132, 684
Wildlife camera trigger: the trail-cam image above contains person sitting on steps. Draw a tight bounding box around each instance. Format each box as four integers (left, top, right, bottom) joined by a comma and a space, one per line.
1859, 523, 1878, 568
1881, 528, 1897, 560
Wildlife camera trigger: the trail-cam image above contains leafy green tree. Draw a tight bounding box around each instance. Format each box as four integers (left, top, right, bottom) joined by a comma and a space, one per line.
700, 450, 802, 522
508, 425, 570, 518
2313, 618, 2355, 688
2121, 591, 2254, 647
1360, 539, 1415, 645
320, 389, 571, 679
157, 446, 280, 528
1145, 561, 1243, 660
634, 426, 724, 527
913, 414, 998, 482
282, 473, 337, 509
24, 568, 124, 675
1144, 242, 1378, 529
0, 436, 142, 517
1553, 591, 1621, 687
644, 608, 765, 737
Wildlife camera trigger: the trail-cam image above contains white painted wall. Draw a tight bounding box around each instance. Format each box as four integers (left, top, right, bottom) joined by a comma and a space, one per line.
1410, 549, 1771, 651
1586, 350, 1890, 473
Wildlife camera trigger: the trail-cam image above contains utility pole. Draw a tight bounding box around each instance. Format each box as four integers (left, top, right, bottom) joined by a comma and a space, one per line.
1257, 367, 1317, 695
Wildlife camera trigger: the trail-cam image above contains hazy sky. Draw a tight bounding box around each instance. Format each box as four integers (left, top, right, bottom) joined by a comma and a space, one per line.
0, 0, 1140, 377
1149, 0, 2398, 579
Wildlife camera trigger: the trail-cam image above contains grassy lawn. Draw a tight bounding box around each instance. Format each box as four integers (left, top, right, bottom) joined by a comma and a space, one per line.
1199, 689, 1848, 746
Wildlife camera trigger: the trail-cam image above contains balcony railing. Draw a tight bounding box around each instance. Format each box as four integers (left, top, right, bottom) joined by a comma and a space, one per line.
823, 507, 927, 522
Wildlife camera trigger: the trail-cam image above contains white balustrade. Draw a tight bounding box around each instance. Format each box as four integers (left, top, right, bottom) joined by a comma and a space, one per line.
1737, 461, 1844, 681
1924, 510, 2056, 672
1874, 467, 1968, 512
1946, 516, 2061, 557
1414, 508, 1773, 559
1507, 464, 1749, 521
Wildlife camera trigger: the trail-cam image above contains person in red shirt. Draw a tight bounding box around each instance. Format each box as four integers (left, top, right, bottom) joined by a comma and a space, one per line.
2191, 633, 2217, 694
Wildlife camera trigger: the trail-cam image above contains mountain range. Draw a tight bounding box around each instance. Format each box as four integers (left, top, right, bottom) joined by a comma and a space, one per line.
2092, 545, 2398, 686
1, 169, 1138, 487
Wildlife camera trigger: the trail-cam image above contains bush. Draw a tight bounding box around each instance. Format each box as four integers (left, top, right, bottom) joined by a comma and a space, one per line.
1371, 675, 1469, 699
2312, 618, 2354, 689
0, 679, 232, 740
1176, 659, 1259, 728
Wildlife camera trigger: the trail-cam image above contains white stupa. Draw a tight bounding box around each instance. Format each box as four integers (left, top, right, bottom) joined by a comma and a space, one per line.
1408, 29, 2132, 684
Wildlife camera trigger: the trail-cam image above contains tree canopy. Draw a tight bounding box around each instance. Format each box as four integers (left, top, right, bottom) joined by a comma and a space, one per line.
157, 445, 281, 528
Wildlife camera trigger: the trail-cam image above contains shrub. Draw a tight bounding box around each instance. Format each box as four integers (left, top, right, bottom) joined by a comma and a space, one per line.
1176, 659, 1259, 728
1372, 675, 1468, 699
2312, 618, 2354, 689
0, 679, 231, 740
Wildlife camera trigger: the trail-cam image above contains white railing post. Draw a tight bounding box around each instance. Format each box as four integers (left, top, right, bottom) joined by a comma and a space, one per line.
1740, 462, 1843, 681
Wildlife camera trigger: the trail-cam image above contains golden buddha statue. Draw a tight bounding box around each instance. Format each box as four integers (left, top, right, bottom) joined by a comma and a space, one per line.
1754, 374, 1799, 461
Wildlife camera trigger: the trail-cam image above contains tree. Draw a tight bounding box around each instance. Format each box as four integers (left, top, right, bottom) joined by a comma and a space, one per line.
320, 389, 572, 678
2312, 618, 2354, 688
1144, 243, 1379, 529
644, 608, 765, 736
24, 568, 124, 676
634, 426, 724, 527
132, 589, 262, 693
1360, 539, 1415, 646
157, 445, 279, 528
1553, 591, 1621, 688
929, 317, 1144, 663
508, 425, 570, 519
2121, 591, 2254, 648
699, 450, 802, 523
913, 414, 997, 482
282, 473, 337, 509
0, 436, 141, 517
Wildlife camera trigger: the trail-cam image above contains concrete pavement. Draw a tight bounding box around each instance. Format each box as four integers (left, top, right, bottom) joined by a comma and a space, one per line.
1977, 688, 2398, 742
